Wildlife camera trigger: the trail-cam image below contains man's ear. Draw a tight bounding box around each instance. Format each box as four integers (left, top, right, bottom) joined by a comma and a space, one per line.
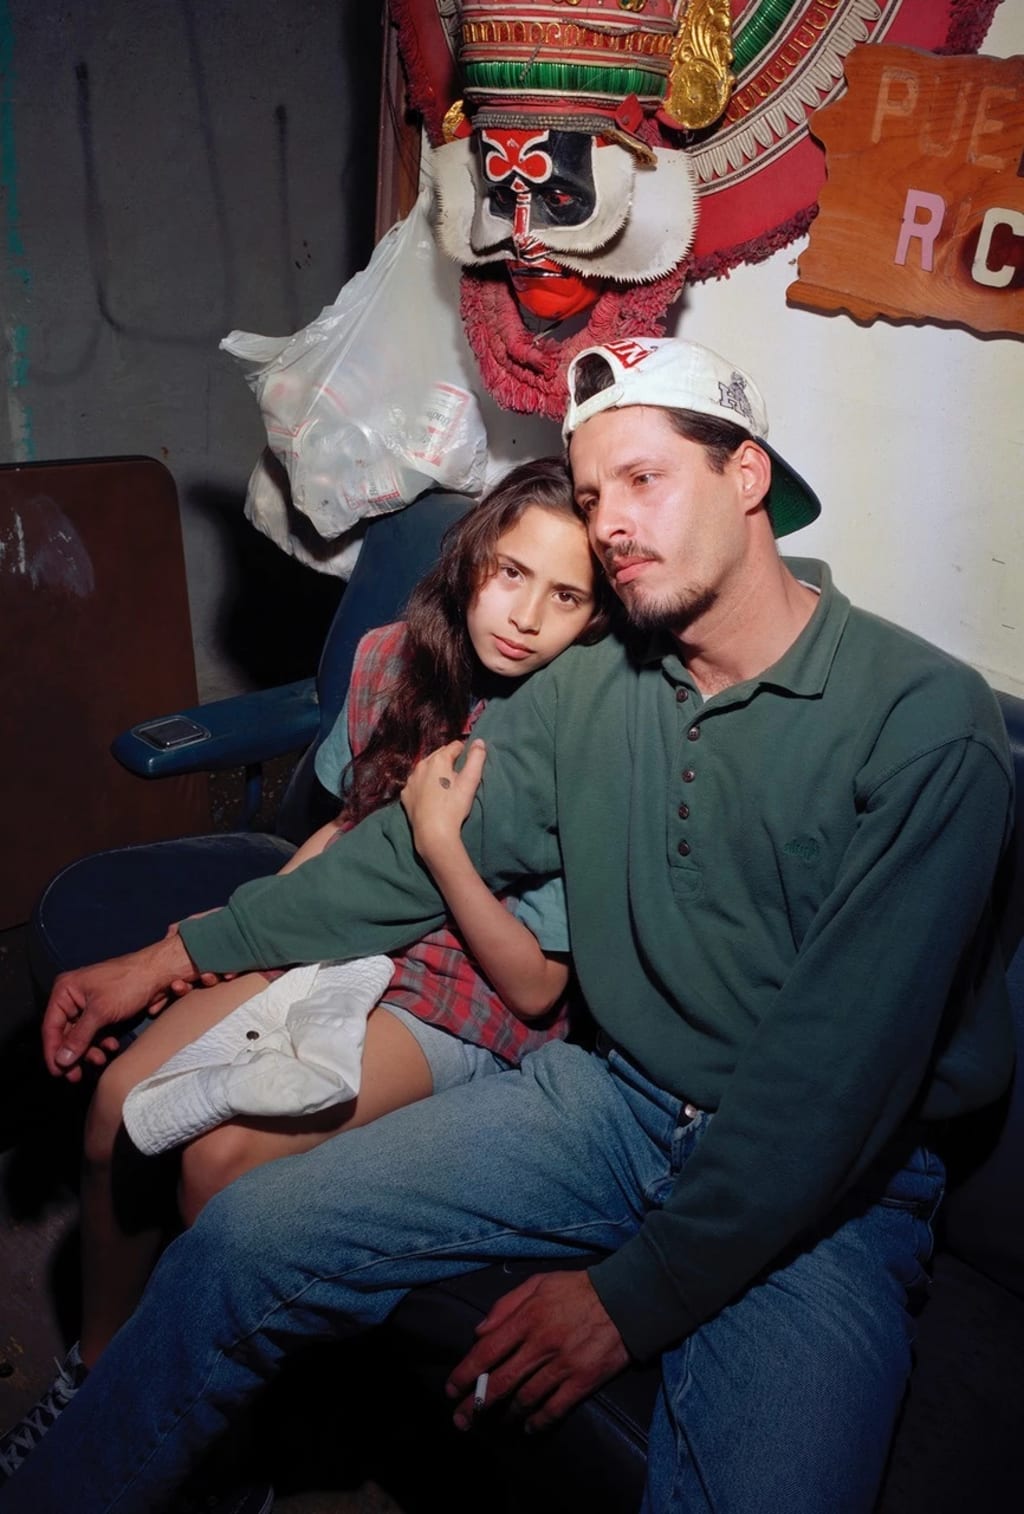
733, 440, 772, 515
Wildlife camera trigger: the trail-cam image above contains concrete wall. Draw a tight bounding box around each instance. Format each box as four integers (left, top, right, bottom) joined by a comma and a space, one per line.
0, 0, 381, 698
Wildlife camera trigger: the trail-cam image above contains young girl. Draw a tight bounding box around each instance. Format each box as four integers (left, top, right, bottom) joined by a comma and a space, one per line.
0, 457, 610, 1475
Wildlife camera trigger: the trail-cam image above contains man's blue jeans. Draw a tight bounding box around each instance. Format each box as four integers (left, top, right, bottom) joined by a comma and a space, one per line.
0, 1041, 943, 1514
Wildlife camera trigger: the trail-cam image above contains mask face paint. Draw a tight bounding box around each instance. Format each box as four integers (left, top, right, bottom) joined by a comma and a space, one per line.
477, 129, 598, 240
504, 262, 601, 322
474, 128, 604, 319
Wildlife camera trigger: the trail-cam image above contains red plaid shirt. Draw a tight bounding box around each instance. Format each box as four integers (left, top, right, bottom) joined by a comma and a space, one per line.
345, 621, 569, 1065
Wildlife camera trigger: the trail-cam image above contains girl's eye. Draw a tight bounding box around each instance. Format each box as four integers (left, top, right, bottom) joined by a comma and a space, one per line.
499, 563, 522, 581
554, 590, 579, 606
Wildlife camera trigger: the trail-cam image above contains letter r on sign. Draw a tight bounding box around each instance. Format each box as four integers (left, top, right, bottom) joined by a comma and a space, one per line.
894, 190, 946, 271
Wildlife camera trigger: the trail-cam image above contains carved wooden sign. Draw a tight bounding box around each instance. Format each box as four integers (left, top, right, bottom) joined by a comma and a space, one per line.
787, 46, 1024, 337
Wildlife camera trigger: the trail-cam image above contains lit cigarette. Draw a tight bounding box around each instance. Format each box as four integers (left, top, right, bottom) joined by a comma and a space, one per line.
473, 1372, 489, 1411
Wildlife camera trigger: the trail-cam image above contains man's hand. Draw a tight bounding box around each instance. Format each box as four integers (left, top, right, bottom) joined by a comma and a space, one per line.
445, 1270, 630, 1434
42, 933, 198, 1081
163, 913, 234, 997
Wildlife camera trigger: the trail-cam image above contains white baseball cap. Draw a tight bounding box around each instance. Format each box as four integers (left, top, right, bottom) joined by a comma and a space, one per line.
563, 337, 820, 539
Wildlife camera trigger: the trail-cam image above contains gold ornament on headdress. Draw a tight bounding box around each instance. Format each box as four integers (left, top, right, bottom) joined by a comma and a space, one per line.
442, 98, 469, 143
663, 0, 733, 130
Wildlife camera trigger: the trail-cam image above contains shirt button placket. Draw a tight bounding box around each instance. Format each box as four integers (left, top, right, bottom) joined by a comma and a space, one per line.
678, 713, 697, 859
671, 683, 700, 876
675, 699, 699, 866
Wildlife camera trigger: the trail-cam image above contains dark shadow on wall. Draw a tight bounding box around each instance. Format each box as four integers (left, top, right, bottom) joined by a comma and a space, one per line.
190, 482, 344, 690
337, 0, 385, 278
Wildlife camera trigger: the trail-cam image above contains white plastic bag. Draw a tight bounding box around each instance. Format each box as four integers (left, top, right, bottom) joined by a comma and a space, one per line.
222, 192, 488, 542
242, 447, 367, 578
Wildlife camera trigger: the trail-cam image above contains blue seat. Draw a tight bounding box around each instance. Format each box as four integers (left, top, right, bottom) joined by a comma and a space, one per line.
28, 491, 472, 994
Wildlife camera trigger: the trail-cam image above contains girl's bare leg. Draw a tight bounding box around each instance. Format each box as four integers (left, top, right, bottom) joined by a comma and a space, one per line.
178, 1006, 432, 1223
79, 974, 270, 1366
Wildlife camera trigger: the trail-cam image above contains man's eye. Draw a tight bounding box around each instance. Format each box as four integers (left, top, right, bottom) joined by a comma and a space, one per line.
489, 187, 516, 215
576, 498, 596, 517
543, 189, 576, 209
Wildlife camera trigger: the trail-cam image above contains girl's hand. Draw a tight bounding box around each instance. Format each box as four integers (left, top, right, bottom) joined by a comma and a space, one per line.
401, 739, 486, 860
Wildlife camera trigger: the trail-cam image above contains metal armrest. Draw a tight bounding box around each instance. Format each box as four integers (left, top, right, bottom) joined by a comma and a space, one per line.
111, 678, 319, 779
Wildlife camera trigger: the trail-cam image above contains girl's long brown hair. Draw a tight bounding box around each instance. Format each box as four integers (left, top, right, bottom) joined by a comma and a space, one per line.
339, 456, 611, 825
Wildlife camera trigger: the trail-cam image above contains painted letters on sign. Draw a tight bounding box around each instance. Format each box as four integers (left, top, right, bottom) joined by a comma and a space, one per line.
787, 47, 1024, 338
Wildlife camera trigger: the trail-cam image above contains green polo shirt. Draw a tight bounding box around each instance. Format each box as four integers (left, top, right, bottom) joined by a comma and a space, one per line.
182, 560, 1014, 1359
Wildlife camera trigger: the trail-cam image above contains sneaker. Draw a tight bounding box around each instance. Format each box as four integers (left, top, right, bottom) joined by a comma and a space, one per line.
0, 1342, 87, 1478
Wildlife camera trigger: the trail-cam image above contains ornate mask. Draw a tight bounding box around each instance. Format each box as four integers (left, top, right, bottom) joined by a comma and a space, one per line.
399, 0, 733, 414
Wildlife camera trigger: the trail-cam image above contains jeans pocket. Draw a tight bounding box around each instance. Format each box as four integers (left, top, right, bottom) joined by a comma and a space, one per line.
876, 1145, 946, 1222
874, 1203, 936, 1299
643, 1109, 713, 1209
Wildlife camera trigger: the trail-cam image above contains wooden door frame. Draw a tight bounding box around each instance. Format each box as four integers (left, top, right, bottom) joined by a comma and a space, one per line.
374, 5, 422, 243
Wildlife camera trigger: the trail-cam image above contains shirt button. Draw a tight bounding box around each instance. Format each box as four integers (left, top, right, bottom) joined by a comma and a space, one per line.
687, 726, 700, 742
681, 768, 696, 783
677, 840, 690, 857
678, 802, 689, 820
675, 687, 689, 703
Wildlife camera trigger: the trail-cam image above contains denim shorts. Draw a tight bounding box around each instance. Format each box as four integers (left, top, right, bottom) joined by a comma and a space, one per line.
377, 1004, 510, 1093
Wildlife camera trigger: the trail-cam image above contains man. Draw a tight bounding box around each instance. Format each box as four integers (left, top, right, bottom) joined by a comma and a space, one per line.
3, 339, 1014, 1513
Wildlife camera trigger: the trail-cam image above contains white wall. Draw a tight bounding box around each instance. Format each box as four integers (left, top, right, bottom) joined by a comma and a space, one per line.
676, 2, 1024, 697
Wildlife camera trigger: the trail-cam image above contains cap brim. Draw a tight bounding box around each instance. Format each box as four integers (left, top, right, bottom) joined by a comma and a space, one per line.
761, 443, 821, 539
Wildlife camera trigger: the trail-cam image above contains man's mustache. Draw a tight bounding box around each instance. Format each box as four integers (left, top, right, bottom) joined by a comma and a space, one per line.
602, 542, 664, 575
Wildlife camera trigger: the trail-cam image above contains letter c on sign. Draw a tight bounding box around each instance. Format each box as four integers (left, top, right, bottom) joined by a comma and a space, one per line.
972, 207, 1024, 288
894, 190, 946, 272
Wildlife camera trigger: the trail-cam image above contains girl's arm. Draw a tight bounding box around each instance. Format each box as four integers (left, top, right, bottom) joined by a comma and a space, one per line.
277, 817, 347, 875
278, 681, 358, 874
400, 740, 569, 1020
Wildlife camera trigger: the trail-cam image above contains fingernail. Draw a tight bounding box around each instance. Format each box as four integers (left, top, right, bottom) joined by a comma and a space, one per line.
55, 1048, 75, 1066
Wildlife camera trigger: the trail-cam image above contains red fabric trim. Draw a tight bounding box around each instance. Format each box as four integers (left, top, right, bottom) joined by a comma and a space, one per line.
388, 0, 455, 145
941, 0, 1001, 54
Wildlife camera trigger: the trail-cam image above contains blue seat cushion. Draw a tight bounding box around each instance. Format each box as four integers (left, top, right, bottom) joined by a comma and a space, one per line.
28, 833, 295, 996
